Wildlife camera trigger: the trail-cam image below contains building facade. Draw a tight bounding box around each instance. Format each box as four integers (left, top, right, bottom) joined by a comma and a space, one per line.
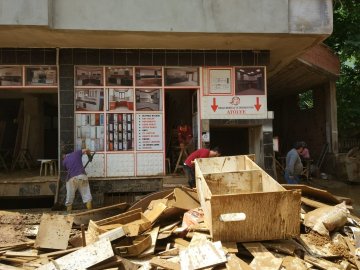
0, 0, 337, 206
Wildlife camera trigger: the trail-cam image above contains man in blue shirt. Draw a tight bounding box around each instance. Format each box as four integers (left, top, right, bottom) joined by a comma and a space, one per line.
285, 142, 304, 184
62, 148, 93, 211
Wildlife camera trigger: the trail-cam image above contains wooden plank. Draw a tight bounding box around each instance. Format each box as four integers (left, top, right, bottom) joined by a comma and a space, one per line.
0, 263, 24, 269
344, 236, 360, 270
157, 248, 179, 256
149, 257, 180, 270
174, 238, 189, 248
281, 256, 307, 270
226, 254, 253, 270
144, 199, 168, 216
96, 226, 128, 242
144, 203, 167, 223
37, 238, 114, 270
5, 250, 38, 257
34, 214, 74, 250
222, 242, 238, 253
87, 255, 122, 270
179, 241, 227, 270
138, 226, 160, 258
304, 254, 342, 270
96, 208, 142, 226
243, 242, 283, 270
159, 221, 181, 233
282, 184, 341, 204
42, 247, 81, 258
172, 188, 200, 210
71, 203, 129, 225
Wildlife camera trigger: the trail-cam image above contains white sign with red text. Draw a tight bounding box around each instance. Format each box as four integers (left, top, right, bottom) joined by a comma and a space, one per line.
207, 96, 265, 115
136, 114, 163, 151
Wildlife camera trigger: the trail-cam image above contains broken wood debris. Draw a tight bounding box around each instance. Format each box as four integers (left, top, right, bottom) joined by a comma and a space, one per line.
0, 160, 359, 270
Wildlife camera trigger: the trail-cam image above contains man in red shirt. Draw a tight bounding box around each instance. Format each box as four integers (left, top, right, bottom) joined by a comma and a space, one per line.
177, 120, 193, 153
183, 147, 221, 188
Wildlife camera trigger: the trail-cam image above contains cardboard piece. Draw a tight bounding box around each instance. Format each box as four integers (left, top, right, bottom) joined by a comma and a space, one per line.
34, 214, 74, 250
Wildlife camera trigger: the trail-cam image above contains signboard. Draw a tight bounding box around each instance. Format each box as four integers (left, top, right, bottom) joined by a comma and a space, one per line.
136, 114, 163, 150
209, 69, 232, 94
202, 132, 210, 142
207, 95, 265, 115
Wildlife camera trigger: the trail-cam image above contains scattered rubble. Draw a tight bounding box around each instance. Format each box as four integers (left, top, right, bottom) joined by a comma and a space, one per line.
0, 156, 359, 269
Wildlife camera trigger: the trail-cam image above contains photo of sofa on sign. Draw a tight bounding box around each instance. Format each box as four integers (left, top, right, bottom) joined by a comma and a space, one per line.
25, 67, 57, 86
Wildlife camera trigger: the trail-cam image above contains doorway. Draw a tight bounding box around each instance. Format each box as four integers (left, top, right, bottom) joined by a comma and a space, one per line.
165, 88, 199, 174
0, 89, 58, 176
210, 126, 249, 156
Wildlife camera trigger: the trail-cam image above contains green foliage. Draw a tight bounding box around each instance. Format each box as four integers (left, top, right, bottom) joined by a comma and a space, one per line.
324, 0, 360, 138
299, 90, 314, 110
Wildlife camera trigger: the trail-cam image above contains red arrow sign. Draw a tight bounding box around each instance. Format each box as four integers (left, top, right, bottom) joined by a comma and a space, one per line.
254, 97, 262, 111
211, 98, 218, 112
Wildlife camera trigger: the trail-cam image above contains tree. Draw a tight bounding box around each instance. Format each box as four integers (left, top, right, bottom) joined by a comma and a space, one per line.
324, 0, 360, 138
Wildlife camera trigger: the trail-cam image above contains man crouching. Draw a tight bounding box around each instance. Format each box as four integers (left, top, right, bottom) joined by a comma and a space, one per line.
62, 148, 93, 211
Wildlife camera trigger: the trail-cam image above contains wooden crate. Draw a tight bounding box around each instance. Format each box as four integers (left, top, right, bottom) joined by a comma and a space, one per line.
195, 155, 301, 242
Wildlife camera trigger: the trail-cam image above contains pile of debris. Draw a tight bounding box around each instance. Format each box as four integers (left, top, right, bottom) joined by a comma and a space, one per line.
0, 184, 359, 270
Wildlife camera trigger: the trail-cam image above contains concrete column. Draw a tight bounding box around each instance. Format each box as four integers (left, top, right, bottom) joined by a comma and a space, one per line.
325, 81, 339, 156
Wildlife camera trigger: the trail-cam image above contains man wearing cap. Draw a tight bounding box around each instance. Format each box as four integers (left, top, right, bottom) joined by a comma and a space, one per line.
62, 148, 93, 211
183, 147, 221, 188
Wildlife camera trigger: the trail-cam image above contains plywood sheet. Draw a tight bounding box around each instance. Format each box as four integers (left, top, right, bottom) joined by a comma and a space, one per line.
34, 214, 74, 250
144, 203, 167, 223
282, 184, 341, 204
37, 238, 114, 270
179, 241, 227, 270
172, 188, 200, 210
210, 190, 301, 242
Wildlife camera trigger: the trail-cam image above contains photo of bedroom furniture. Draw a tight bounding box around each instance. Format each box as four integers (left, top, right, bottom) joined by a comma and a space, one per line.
25, 67, 57, 86
135, 68, 162, 86
136, 89, 162, 111
76, 67, 103, 86
107, 89, 133, 111
0, 66, 22, 86
75, 89, 104, 111
165, 68, 199, 86
106, 67, 133, 86
76, 113, 104, 151
235, 67, 265, 95
107, 113, 134, 151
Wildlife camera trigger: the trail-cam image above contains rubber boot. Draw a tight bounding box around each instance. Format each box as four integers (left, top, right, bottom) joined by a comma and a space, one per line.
86, 201, 92, 210
67, 205, 72, 212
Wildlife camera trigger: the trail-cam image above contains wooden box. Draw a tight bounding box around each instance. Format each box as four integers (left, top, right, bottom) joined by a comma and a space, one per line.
195, 155, 301, 242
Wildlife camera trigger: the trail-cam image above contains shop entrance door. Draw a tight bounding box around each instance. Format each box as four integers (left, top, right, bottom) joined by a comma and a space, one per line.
210, 126, 249, 156
165, 88, 199, 174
